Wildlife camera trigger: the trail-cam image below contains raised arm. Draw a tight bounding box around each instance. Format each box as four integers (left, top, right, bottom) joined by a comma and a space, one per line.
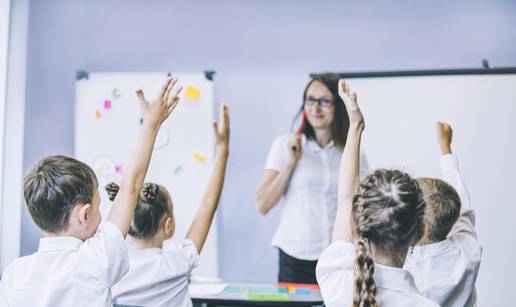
186, 104, 230, 253
256, 134, 301, 215
108, 78, 182, 237
332, 80, 365, 243
436, 122, 475, 236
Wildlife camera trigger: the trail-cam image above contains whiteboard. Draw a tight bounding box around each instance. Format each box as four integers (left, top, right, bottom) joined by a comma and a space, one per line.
75, 72, 218, 277
345, 74, 516, 305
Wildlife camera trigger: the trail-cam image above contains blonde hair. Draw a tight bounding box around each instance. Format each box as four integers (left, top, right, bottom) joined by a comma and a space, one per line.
417, 178, 461, 242
351, 169, 425, 307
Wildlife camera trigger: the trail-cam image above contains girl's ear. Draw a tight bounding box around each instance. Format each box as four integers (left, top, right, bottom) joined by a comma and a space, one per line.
163, 216, 174, 235
78, 203, 91, 228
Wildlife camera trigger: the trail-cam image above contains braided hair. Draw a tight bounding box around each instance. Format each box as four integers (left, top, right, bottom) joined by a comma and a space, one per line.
351, 169, 425, 307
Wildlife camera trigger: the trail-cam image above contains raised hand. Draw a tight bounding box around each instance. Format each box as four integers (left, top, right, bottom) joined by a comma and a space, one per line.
338, 79, 364, 131
213, 104, 230, 151
436, 121, 453, 155
136, 77, 183, 128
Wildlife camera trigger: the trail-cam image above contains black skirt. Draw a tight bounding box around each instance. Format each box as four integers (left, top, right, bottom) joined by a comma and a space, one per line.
278, 248, 318, 284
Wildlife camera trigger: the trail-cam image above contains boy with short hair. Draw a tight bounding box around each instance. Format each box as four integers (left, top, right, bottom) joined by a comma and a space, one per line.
0, 77, 182, 307
404, 121, 482, 307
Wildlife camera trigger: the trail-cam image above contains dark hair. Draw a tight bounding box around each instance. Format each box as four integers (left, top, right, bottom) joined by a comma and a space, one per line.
23, 155, 98, 233
351, 169, 426, 307
106, 182, 172, 239
293, 73, 349, 148
417, 178, 461, 242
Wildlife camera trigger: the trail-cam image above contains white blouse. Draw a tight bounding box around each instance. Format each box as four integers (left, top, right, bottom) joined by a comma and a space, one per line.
111, 239, 199, 307
0, 222, 129, 307
316, 241, 440, 307
265, 134, 368, 260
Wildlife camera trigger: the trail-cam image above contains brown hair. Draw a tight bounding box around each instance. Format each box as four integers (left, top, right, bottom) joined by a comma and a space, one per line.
106, 182, 173, 239
294, 73, 349, 148
23, 155, 98, 233
417, 178, 461, 242
351, 169, 426, 307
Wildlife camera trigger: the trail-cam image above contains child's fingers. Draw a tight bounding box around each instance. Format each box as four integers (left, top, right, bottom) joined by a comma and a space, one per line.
212, 121, 219, 137
340, 79, 349, 94
159, 78, 173, 99
163, 78, 177, 102
168, 86, 183, 105
136, 89, 147, 107
338, 79, 351, 103
223, 104, 230, 127
167, 98, 179, 113
218, 104, 224, 127
338, 79, 346, 95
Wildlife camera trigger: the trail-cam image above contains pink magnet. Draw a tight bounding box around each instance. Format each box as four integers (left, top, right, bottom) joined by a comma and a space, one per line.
104, 99, 112, 110
115, 164, 122, 174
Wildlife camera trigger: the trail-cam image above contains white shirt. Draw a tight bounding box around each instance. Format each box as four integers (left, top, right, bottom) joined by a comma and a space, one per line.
0, 221, 129, 307
404, 154, 482, 307
265, 134, 368, 260
316, 241, 440, 307
112, 239, 199, 307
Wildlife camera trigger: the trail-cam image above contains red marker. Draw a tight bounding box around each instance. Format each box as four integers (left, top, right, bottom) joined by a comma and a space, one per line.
296, 112, 306, 137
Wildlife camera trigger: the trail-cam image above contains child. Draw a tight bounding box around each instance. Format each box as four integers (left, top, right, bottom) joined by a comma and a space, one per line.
404, 122, 482, 307
110, 104, 230, 307
0, 78, 182, 307
316, 79, 439, 307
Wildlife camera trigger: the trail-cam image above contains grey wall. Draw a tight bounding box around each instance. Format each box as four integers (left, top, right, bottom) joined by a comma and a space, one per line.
20, 0, 516, 305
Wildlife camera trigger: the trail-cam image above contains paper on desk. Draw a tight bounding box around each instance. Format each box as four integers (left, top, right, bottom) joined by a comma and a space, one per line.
189, 282, 227, 296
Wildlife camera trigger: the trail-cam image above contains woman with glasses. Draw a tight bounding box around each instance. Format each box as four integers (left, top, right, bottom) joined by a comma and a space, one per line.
256, 73, 368, 283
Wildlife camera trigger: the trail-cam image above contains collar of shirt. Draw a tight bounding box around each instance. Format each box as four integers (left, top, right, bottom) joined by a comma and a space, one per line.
374, 263, 420, 294
411, 239, 452, 257
130, 247, 162, 255
38, 236, 84, 252
301, 134, 335, 152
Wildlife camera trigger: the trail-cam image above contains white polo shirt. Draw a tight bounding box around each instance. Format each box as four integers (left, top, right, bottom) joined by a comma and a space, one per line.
316, 241, 440, 307
111, 238, 199, 307
265, 134, 368, 260
0, 221, 129, 307
404, 154, 482, 307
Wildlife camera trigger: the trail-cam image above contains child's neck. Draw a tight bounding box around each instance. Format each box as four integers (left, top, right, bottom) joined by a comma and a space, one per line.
132, 237, 164, 250
417, 235, 440, 246
371, 245, 407, 268
45, 229, 89, 241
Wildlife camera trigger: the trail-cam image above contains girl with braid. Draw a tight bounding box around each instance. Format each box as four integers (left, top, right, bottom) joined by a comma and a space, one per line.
316, 79, 439, 307
109, 104, 230, 307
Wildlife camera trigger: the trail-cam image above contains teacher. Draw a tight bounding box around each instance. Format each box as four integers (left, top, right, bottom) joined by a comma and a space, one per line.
256, 73, 365, 283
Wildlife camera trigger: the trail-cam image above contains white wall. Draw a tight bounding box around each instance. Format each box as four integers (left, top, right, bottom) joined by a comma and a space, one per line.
1, 0, 29, 271
0, 0, 10, 270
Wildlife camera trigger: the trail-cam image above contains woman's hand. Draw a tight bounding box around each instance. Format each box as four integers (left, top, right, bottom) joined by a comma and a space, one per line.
287, 134, 302, 166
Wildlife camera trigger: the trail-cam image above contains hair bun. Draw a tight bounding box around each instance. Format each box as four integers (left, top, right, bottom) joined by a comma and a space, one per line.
141, 183, 159, 203
105, 182, 119, 201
